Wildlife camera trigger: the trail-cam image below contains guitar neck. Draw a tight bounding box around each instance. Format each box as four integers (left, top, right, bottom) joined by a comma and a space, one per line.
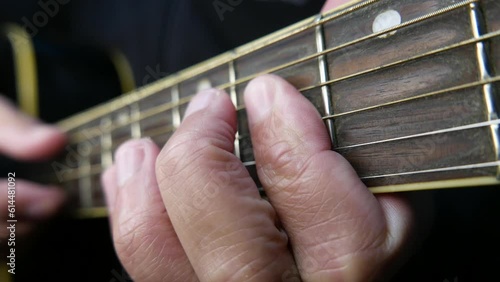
37, 0, 500, 217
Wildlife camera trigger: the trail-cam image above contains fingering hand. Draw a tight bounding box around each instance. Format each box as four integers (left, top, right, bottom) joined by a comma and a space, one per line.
103, 75, 418, 281
0, 96, 66, 239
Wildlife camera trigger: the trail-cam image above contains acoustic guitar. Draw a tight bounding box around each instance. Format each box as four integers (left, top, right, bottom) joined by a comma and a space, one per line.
40, 0, 500, 218
2, 0, 500, 281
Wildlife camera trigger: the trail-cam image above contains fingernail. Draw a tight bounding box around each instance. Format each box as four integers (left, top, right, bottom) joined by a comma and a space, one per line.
184, 89, 218, 118
116, 143, 145, 186
244, 77, 275, 123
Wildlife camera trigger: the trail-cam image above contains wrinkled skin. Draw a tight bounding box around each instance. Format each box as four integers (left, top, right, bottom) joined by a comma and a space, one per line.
103, 74, 423, 281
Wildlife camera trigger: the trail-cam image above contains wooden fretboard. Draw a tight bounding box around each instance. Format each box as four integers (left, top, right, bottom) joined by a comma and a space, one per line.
36, 0, 500, 217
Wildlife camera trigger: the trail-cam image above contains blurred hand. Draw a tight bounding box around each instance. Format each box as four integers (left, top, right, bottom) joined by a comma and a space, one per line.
0, 96, 66, 238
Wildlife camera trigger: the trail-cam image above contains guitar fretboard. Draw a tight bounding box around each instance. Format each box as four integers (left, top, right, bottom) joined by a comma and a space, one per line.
39, 0, 500, 216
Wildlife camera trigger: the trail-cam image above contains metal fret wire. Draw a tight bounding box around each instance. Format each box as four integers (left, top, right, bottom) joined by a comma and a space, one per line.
59, 119, 500, 182
130, 103, 142, 139
78, 153, 92, 207
229, 55, 241, 159
314, 14, 336, 146
67, 0, 478, 142
469, 2, 500, 177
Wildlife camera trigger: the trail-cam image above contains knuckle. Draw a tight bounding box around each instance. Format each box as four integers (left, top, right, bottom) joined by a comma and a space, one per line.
113, 214, 170, 281
156, 119, 235, 186
258, 139, 313, 190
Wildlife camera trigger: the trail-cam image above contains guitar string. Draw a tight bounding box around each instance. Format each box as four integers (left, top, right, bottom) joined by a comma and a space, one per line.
73, 73, 500, 162
216, 0, 477, 92
66, 30, 500, 159
47, 0, 497, 206
59, 159, 500, 183
360, 161, 500, 180
336, 119, 500, 150
62, 159, 500, 208
67, 30, 500, 144
56, 0, 384, 134
56, 119, 500, 182
322, 76, 500, 119
37, 0, 498, 185
57, 160, 500, 183
64, 0, 478, 138
81, 73, 500, 161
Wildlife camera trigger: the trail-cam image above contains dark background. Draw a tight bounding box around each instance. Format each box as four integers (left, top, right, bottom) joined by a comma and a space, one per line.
0, 0, 499, 281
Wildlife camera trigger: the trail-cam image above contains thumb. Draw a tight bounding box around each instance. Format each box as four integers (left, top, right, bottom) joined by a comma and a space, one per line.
0, 96, 66, 161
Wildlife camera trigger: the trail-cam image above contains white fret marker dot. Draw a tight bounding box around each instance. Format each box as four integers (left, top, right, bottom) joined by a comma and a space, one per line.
197, 79, 212, 92
372, 10, 401, 38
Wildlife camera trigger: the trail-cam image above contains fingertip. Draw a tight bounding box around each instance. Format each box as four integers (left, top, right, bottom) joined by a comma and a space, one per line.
184, 88, 234, 119
244, 75, 279, 123
245, 74, 330, 152
114, 138, 160, 187
184, 88, 219, 118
